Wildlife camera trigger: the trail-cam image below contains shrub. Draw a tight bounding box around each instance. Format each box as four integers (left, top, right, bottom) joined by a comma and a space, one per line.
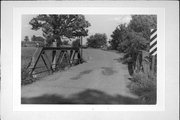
87, 33, 107, 48
129, 72, 156, 104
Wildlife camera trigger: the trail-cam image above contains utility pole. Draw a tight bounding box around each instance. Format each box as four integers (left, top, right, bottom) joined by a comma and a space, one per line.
80, 36, 83, 59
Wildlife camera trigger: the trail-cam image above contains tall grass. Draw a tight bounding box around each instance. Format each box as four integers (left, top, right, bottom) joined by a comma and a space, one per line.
129, 72, 156, 104
21, 47, 37, 85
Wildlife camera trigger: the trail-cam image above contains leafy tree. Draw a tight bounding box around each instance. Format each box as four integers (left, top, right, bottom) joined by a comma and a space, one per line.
31, 35, 36, 42
129, 15, 157, 42
24, 36, 29, 42
110, 15, 157, 52
109, 15, 157, 74
109, 24, 128, 51
31, 35, 45, 47
125, 15, 157, 57
87, 33, 107, 48
29, 14, 90, 46
62, 40, 69, 45
31, 35, 45, 42
123, 31, 148, 61
72, 38, 80, 48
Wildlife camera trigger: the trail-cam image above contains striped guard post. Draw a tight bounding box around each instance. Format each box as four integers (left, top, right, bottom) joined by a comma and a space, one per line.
149, 29, 157, 56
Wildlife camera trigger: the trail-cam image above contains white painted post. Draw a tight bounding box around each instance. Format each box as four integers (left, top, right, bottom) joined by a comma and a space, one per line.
150, 29, 157, 74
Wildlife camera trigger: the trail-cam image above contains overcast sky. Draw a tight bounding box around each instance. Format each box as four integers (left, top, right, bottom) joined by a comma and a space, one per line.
22, 15, 131, 44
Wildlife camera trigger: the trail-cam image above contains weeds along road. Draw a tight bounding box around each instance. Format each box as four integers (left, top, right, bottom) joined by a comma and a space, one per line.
22, 48, 139, 104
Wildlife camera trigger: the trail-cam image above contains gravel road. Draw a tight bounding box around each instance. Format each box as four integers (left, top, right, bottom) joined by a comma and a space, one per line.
22, 48, 139, 104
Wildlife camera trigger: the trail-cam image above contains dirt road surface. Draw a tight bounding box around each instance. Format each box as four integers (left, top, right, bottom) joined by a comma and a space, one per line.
22, 48, 139, 104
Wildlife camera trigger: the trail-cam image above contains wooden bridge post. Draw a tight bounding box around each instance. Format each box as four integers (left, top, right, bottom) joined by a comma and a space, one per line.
151, 55, 156, 75
52, 40, 57, 71
31, 56, 37, 78
29, 47, 43, 78
142, 51, 151, 76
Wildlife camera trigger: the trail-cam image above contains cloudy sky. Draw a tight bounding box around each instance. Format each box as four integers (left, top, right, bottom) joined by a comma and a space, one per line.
22, 15, 131, 43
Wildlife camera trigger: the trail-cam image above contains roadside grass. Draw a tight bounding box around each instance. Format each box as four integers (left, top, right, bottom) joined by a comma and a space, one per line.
21, 47, 59, 85
21, 47, 37, 85
114, 53, 157, 104
128, 72, 157, 104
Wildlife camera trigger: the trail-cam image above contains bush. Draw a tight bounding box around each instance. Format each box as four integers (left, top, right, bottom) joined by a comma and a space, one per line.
87, 33, 107, 48
72, 39, 81, 48
129, 72, 156, 104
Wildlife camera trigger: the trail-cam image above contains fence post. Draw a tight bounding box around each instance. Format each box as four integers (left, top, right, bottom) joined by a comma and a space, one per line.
151, 55, 156, 74
52, 40, 57, 71
149, 28, 157, 76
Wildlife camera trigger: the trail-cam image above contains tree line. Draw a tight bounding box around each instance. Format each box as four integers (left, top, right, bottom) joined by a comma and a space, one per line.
24, 14, 157, 56
109, 15, 157, 63
23, 14, 107, 48
29, 14, 90, 47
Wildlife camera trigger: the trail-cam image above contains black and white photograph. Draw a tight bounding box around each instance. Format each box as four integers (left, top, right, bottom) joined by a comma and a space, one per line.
1, 1, 179, 120
21, 14, 157, 104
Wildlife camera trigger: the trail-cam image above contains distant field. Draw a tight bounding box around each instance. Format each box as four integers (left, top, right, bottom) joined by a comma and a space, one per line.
21, 47, 37, 68
21, 47, 53, 74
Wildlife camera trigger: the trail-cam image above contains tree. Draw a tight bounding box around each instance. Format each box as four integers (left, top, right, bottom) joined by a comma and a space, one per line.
24, 36, 29, 42
87, 33, 107, 48
31, 35, 45, 47
29, 14, 90, 47
110, 15, 157, 52
109, 15, 157, 75
125, 15, 157, 55
62, 40, 69, 45
31, 35, 45, 42
72, 38, 80, 48
31, 35, 36, 42
109, 24, 128, 51
128, 15, 157, 42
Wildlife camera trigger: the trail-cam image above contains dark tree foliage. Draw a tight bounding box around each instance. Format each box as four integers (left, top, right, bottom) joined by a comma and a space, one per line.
62, 40, 69, 45
24, 36, 29, 42
109, 24, 128, 51
109, 15, 157, 62
87, 33, 107, 48
29, 14, 90, 46
72, 38, 81, 48
31, 35, 45, 47
31, 35, 45, 42
109, 15, 157, 76
129, 15, 157, 42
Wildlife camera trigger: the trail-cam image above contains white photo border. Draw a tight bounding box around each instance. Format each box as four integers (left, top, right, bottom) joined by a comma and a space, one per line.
13, 7, 165, 111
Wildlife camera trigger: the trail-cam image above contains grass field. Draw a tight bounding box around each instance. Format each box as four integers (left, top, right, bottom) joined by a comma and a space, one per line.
21, 47, 37, 67
21, 47, 38, 85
